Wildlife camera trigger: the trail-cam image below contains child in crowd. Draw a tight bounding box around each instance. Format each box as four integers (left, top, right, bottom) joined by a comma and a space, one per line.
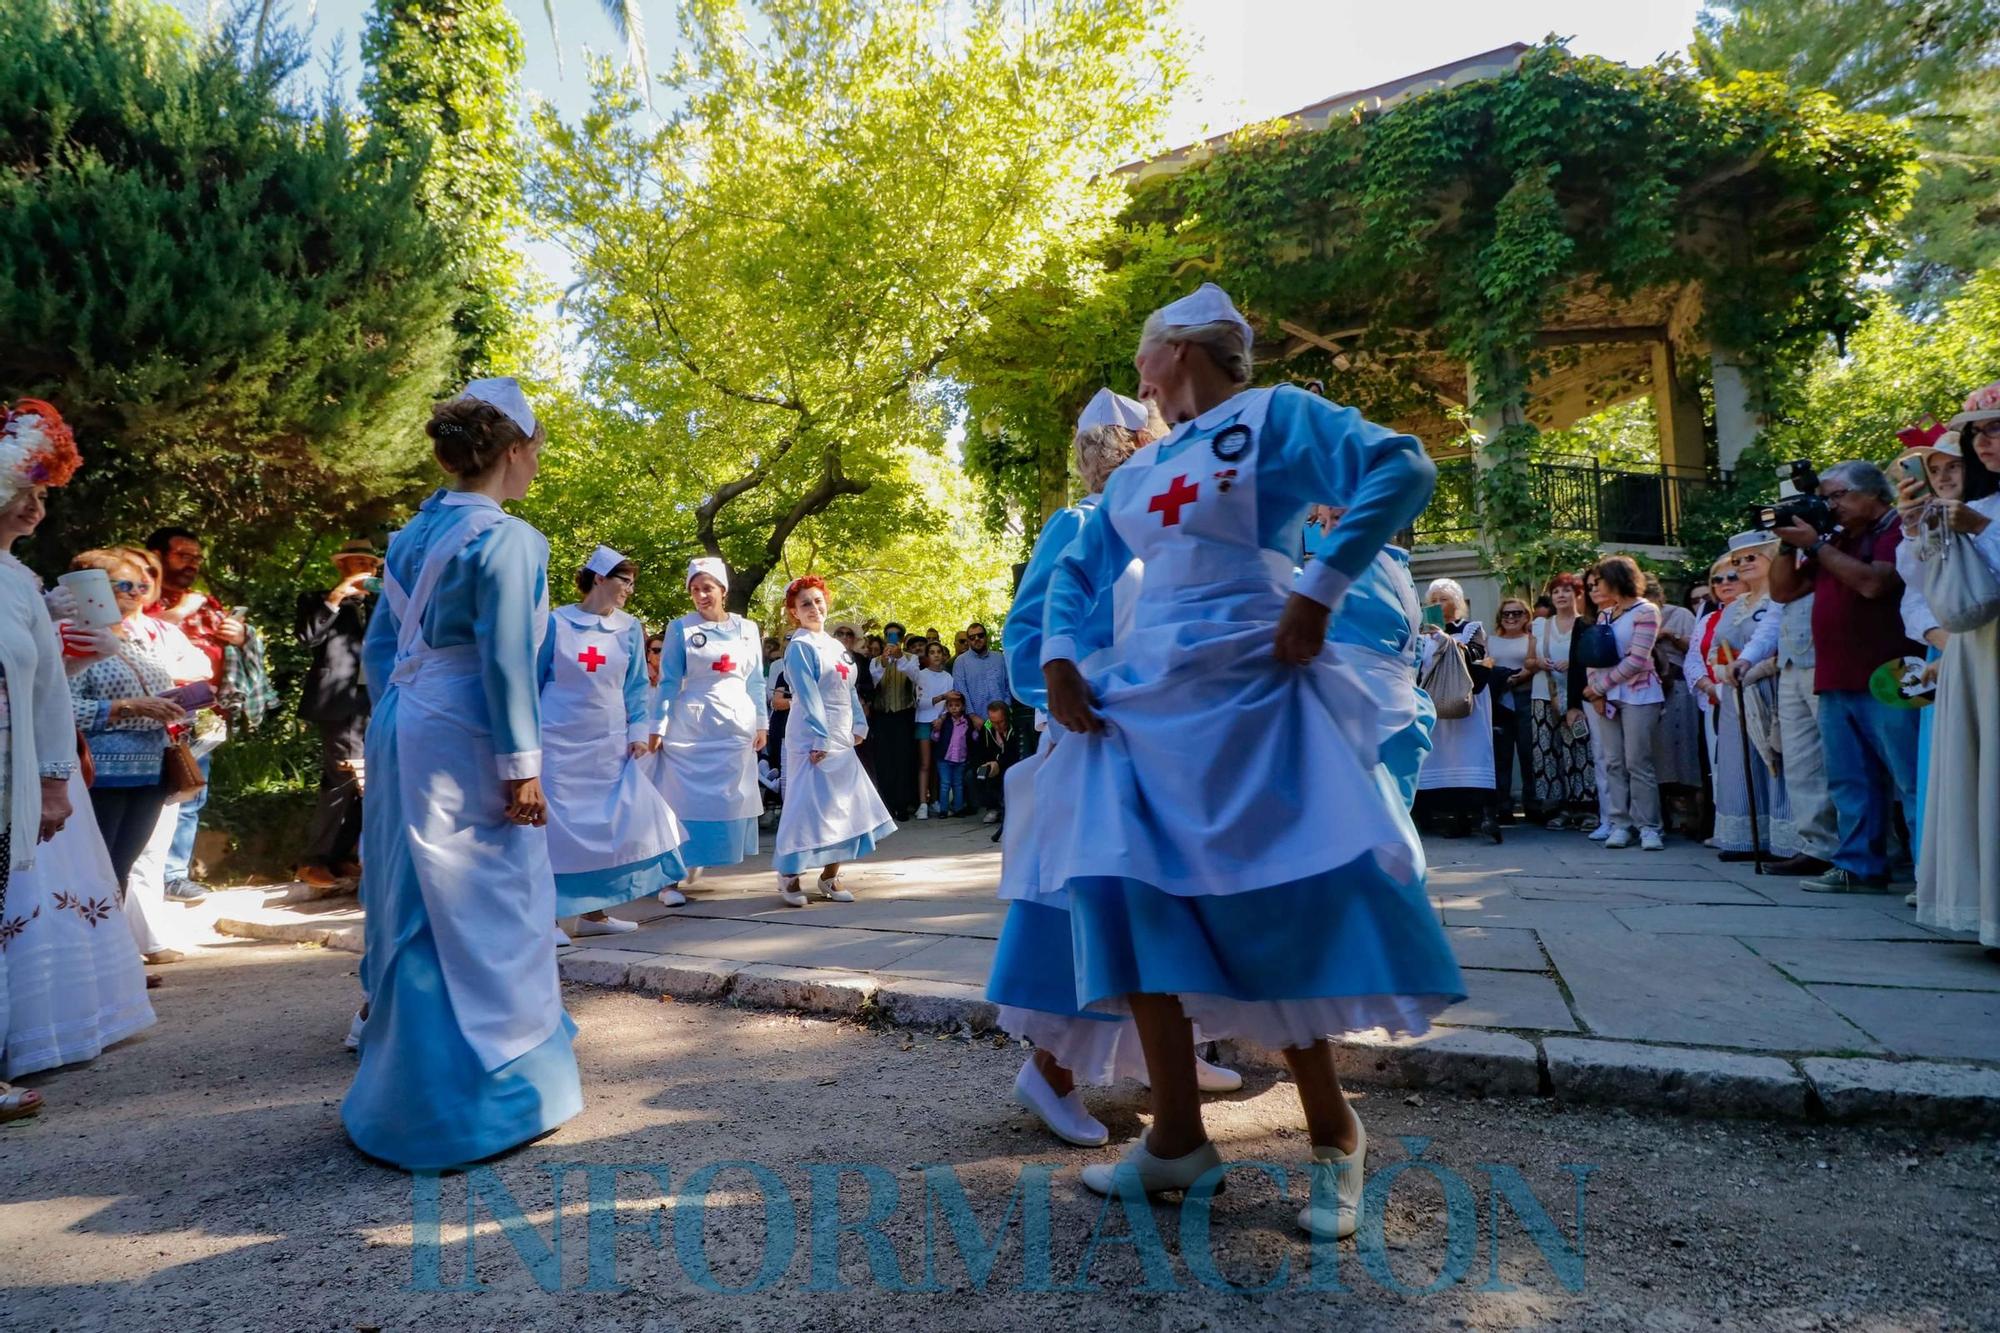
932, 690, 974, 817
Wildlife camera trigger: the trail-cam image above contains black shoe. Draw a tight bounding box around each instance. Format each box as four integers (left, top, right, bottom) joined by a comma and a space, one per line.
1716, 850, 1764, 863
1764, 854, 1832, 876
1479, 815, 1503, 844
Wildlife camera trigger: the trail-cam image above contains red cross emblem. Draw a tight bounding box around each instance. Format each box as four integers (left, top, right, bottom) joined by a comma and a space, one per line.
713, 654, 736, 673
577, 645, 607, 673
1148, 474, 1199, 526
1213, 468, 1239, 494
835, 661, 851, 680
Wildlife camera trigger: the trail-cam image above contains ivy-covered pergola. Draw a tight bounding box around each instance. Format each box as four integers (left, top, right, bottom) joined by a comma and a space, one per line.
1099, 41, 1916, 592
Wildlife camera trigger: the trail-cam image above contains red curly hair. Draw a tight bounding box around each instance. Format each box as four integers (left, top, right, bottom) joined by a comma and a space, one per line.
783, 575, 830, 626
1546, 571, 1585, 599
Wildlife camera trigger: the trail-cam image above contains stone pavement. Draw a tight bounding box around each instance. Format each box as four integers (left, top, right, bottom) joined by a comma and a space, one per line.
208, 817, 2000, 1126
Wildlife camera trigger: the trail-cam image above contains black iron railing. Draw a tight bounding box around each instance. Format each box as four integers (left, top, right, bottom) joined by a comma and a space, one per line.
1403, 457, 1721, 549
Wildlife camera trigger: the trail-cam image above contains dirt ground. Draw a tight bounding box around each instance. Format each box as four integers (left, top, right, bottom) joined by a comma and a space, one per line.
3, 939, 1997, 1332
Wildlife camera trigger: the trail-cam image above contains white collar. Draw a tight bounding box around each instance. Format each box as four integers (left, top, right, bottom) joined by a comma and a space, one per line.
1188, 386, 1263, 434
559, 603, 627, 630
439, 491, 502, 510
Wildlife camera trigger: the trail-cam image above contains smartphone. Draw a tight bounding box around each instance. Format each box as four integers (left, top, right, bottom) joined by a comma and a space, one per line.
1421, 603, 1446, 629
163, 680, 216, 710
1900, 453, 1932, 499
361, 576, 383, 594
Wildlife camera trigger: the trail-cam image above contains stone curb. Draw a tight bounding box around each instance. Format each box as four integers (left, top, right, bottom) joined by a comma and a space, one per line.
1545, 1038, 1808, 1119
1801, 1057, 2000, 1128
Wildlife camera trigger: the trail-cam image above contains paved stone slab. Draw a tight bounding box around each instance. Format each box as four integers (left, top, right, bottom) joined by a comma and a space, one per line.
1507, 876, 1771, 906
625, 952, 744, 999
793, 898, 1007, 939
874, 978, 998, 1032
1438, 895, 1631, 933
557, 947, 651, 987
1803, 1057, 2000, 1127
729, 964, 876, 1018
876, 933, 997, 985
1442, 925, 1544, 971
1805, 985, 2000, 1062
1744, 937, 2000, 991
1537, 928, 1880, 1053
1437, 968, 1577, 1032
616, 915, 772, 952
667, 921, 954, 973
1544, 1038, 1807, 1117
1610, 904, 1940, 941
1326, 1028, 1543, 1097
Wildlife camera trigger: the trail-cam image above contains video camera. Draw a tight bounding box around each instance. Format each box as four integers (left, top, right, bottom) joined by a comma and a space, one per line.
1749, 459, 1834, 535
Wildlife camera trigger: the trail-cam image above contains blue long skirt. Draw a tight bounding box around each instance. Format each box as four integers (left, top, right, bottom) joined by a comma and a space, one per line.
344, 690, 583, 1171
555, 848, 687, 917
678, 817, 760, 870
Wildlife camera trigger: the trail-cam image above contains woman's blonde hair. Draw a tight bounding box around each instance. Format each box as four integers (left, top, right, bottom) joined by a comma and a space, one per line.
1138, 311, 1253, 385
71, 546, 148, 582
1074, 399, 1169, 493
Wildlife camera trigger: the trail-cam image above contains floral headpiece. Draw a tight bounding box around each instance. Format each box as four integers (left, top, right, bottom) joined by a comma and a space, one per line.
0, 399, 82, 507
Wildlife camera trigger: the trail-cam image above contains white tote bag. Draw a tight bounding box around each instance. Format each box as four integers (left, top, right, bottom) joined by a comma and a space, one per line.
1921, 524, 2000, 633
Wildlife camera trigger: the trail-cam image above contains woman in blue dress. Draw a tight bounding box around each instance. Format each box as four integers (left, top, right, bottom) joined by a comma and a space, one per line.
989, 389, 1241, 1149
542, 545, 687, 940
343, 378, 582, 1171
646, 557, 767, 904
1037, 284, 1464, 1240
771, 576, 895, 906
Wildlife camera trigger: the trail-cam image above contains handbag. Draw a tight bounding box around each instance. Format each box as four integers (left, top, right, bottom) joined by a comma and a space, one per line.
1921, 524, 2000, 633
1576, 609, 1625, 669
161, 737, 207, 805
1420, 632, 1476, 720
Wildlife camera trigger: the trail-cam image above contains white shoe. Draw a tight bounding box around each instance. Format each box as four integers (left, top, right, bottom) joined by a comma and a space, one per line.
1605, 828, 1634, 849
1703, 836, 1722, 849
658, 886, 688, 907
1297, 1116, 1367, 1240
1905, 891, 1919, 908
982, 810, 1000, 825
1013, 1060, 1108, 1147
343, 1010, 365, 1052
815, 874, 855, 903
778, 875, 808, 908
1640, 828, 1665, 852
554, 932, 575, 948
1139, 1055, 1246, 1094
1588, 823, 1613, 842
573, 915, 638, 937
916, 804, 930, 821
1081, 1136, 1225, 1198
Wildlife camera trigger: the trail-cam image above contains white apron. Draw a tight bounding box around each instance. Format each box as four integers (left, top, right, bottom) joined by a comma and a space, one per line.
776, 630, 892, 860
1024, 388, 1418, 902
652, 614, 762, 822
541, 607, 684, 874
384, 506, 561, 1072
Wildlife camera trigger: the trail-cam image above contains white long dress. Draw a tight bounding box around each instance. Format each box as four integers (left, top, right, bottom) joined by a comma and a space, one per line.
1416, 620, 1496, 791
540, 605, 686, 916
648, 612, 767, 868
772, 629, 895, 875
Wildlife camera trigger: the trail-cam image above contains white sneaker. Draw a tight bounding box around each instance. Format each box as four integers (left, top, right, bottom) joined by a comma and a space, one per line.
658, 886, 688, 907
1297, 1116, 1367, 1240
1640, 828, 1665, 852
778, 876, 808, 908
1905, 891, 1919, 908
1081, 1136, 1224, 1198
573, 915, 639, 937
343, 1010, 365, 1052
1013, 1060, 1108, 1147
1196, 1055, 1244, 1093
815, 874, 855, 903
916, 804, 930, 821
1605, 828, 1634, 849
982, 810, 1000, 825
1588, 823, 1614, 842
554, 932, 575, 948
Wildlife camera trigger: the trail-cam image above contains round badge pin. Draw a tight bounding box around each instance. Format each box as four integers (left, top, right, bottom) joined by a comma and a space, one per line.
690, 631, 708, 649
1211, 424, 1251, 462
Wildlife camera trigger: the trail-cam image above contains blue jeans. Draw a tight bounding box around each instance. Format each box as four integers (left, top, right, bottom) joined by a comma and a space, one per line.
166, 753, 212, 885
1816, 689, 1920, 880
937, 760, 966, 814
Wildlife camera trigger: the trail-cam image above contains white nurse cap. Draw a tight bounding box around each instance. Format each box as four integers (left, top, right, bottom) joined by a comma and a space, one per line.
585, 544, 629, 576
1155, 282, 1254, 354
1076, 388, 1151, 432
686, 556, 729, 590
461, 376, 537, 437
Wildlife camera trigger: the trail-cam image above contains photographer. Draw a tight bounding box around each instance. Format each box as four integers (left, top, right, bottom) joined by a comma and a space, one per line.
294, 539, 377, 889
1767, 461, 1920, 893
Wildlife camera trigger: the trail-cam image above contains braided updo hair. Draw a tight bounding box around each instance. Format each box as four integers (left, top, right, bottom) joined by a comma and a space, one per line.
426, 397, 540, 479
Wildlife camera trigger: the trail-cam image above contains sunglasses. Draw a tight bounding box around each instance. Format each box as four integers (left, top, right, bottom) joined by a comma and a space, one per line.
1974, 420, 2000, 437
112, 579, 151, 596
1500, 609, 1528, 618
1713, 572, 1742, 584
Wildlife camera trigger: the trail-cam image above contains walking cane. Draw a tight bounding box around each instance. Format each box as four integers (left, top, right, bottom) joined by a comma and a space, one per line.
1726, 655, 1765, 875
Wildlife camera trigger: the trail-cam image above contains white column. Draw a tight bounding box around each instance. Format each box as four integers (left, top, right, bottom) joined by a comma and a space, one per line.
1710, 348, 1763, 475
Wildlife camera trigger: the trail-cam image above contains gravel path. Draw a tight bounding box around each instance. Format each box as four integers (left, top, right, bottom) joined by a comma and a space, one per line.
4, 940, 1996, 1331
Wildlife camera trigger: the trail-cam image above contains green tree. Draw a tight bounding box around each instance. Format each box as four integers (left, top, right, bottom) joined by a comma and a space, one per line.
1696, 0, 2000, 306
360, 0, 532, 375
527, 0, 1183, 613
0, 0, 463, 573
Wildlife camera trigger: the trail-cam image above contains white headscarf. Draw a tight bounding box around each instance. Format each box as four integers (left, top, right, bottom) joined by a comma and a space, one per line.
686, 556, 728, 590
461, 377, 537, 437
1156, 282, 1254, 354
1076, 388, 1151, 433
584, 544, 629, 577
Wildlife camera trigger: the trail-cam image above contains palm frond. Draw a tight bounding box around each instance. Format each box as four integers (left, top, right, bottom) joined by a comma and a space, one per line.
599, 0, 653, 105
